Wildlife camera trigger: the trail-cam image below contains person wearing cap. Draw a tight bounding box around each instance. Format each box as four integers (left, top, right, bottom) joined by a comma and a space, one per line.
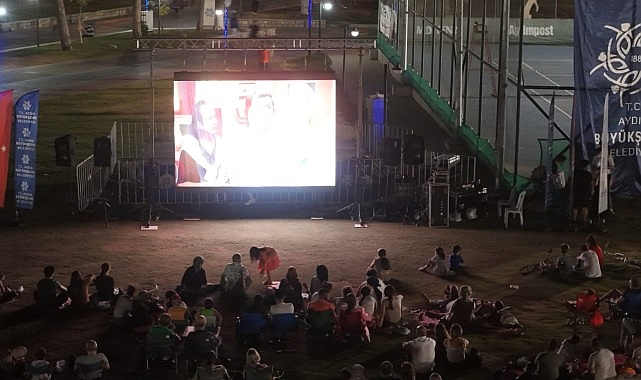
183, 315, 222, 376
179, 256, 217, 304
74, 340, 109, 380
220, 253, 252, 296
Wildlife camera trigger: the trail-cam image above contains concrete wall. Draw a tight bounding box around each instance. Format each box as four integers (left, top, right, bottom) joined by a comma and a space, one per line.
0, 7, 131, 33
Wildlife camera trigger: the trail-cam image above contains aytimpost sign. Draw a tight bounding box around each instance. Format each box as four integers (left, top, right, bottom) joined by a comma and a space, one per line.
574, 0, 641, 197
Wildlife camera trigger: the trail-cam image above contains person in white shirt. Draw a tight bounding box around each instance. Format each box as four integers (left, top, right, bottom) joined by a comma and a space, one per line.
575, 244, 602, 278
269, 288, 294, 315
586, 337, 616, 380
402, 325, 435, 375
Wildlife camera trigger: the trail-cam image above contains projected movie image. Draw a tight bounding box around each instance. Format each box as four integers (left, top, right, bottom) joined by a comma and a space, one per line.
173, 77, 336, 188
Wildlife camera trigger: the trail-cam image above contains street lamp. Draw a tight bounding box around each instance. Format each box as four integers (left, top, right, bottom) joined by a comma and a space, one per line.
318, 1, 332, 39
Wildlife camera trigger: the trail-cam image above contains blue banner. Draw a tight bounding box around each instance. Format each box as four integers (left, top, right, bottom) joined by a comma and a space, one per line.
574, 0, 641, 197
14, 90, 39, 209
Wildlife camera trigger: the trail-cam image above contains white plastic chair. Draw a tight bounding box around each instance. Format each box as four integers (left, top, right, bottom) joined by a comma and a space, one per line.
497, 186, 517, 217
504, 191, 526, 228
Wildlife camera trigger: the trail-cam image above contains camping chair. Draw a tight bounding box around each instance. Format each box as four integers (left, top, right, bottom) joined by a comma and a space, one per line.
76, 360, 105, 380
504, 191, 526, 228
338, 310, 369, 345
305, 309, 335, 350
497, 186, 518, 217
236, 312, 268, 347
567, 290, 600, 327
268, 313, 301, 352
145, 330, 179, 374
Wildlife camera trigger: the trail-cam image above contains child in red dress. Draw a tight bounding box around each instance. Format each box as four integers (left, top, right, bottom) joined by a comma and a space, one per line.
249, 246, 281, 285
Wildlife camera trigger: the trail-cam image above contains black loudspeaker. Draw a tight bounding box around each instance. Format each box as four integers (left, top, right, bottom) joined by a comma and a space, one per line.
54, 135, 75, 166
93, 136, 111, 167
382, 138, 402, 166
403, 134, 425, 165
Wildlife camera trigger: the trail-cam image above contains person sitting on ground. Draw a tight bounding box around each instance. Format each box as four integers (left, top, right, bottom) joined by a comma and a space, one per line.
338, 293, 371, 343
35, 265, 69, 310
379, 285, 408, 335
421, 284, 460, 315
358, 286, 378, 329
555, 243, 573, 276
309, 264, 330, 296
191, 350, 230, 380
0, 274, 23, 303
249, 246, 281, 286
449, 245, 465, 271
534, 338, 563, 380
399, 361, 416, 380
198, 298, 223, 336
67, 271, 94, 309
335, 285, 354, 316
131, 290, 164, 333
477, 300, 523, 332
445, 285, 476, 331
28, 347, 51, 380
113, 285, 136, 325
278, 266, 308, 313
184, 315, 223, 376
310, 282, 333, 302
429, 374, 443, 380
402, 325, 435, 376
444, 323, 469, 366
587, 234, 604, 269
179, 256, 217, 304
557, 334, 581, 365
369, 248, 393, 283
269, 288, 294, 316
419, 247, 455, 277
220, 253, 252, 297
575, 244, 602, 279
91, 262, 118, 304
376, 360, 400, 379
586, 337, 616, 380
243, 348, 272, 380
74, 340, 110, 380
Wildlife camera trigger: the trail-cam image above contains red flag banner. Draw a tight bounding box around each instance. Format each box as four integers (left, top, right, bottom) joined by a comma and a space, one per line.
0, 90, 14, 208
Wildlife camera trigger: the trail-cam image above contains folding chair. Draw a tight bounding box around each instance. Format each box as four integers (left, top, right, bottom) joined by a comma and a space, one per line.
305, 309, 335, 350
167, 306, 190, 333
268, 313, 301, 352
145, 331, 179, 374
236, 312, 268, 347
567, 290, 599, 326
76, 361, 104, 380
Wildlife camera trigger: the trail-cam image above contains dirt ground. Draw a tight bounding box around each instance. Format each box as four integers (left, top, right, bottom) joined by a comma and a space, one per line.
1, 207, 641, 379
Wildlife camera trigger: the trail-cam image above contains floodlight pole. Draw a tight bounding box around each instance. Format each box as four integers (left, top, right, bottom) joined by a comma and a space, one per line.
36, 0, 40, 47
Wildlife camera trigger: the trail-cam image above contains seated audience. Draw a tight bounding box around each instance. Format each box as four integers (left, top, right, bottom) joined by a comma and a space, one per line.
358, 286, 378, 329
243, 348, 272, 380
555, 243, 574, 276
191, 350, 230, 380
278, 266, 308, 313
310, 282, 333, 303
246, 294, 268, 316
574, 244, 601, 279
148, 313, 181, 343
534, 338, 563, 380
199, 298, 223, 336
34, 265, 69, 310
419, 247, 455, 277
338, 293, 371, 343
112, 285, 136, 324
74, 340, 110, 380
220, 253, 252, 297
67, 271, 94, 309
91, 262, 118, 304
445, 285, 476, 331
308, 288, 337, 317
399, 361, 416, 380
0, 274, 22, 303
131, 290, 164, 333
269, 288, 294, 316
369, 248, 393, 283
606, 278, 641, 320
444, 323, 469, 365
179, 256, 217, 304
586, 337, 616, 380
380, 285, 408, 335
402, 325, 435, 376
449, 244, 464, 271
587, 234, 604, 269
184, 315, 222, 376
377, 360, 400, 379
309, 264, 330, 296
557, 334, 581, 364
28, 347, 51, 380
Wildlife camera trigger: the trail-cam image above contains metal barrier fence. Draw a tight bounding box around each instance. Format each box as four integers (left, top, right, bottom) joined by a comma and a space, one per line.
75, 120, 479, 213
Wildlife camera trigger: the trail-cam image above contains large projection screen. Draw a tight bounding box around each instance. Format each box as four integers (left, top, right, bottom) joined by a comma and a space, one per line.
173, 72, 336, 188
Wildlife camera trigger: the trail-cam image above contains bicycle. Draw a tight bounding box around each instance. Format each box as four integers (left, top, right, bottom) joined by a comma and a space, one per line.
605, 251, 641, 269
519, 255, 554, 275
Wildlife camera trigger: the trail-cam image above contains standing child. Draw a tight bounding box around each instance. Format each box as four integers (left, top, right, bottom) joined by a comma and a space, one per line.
449, 245, 464, 271
249, 246, 281, 285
